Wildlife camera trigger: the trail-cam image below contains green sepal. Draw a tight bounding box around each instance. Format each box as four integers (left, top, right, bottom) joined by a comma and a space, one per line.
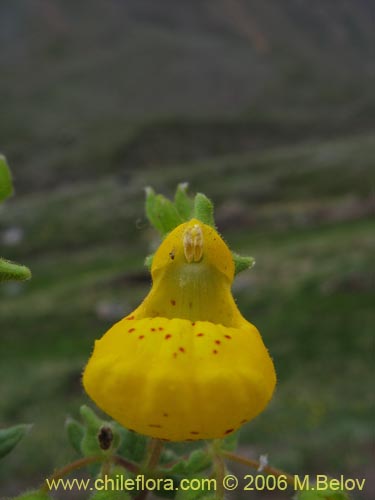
80, 405, 103, 432
11, 490, 51, 500
65, 417, 84, 454
0, 424, 32, 459
174, 183, 193, 220
0, 154, 13, 202
112, 423, 148, 463
232, 252, 255, 275
145, 187, 183, 237
144, 254, 154, 269
0, 258, 32, 282
164, 449, 212, 476
193, 193, 215, 228
295, 487, 350, 500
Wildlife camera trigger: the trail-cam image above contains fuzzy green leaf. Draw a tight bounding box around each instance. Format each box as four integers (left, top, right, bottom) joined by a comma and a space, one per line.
193, 193, 215, 228
174, 183, 193, 220
144, 253, 154, 269
80, 405, 103, 431
145, 187, 183, 236
0, 258, 32, 282
0, 154, 13, 202
232, 252, 255, 275
112, 423, 148, 463
165, 449, 212, 476
0, 424, 32, 459
65, 417, 84, 454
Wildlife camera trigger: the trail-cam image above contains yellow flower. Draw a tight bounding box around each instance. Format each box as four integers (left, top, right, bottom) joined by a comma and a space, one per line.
83, 219, 276, 441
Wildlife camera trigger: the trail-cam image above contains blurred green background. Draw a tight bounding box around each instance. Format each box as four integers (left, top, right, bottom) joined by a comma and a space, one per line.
0, 1, 374, 498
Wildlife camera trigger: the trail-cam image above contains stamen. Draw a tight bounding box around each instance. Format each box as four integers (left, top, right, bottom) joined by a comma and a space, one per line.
183, 224, 204, 263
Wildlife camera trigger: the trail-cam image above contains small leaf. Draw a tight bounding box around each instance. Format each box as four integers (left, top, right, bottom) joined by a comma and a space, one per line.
166, 449, 212, 476
193, 193, 215, 228
0, 258, 32, 282
112, 423, 148, 463
0, 154, 13, 202
0, 424, 32, 459
232, 253, 255, 275
174, 183, 193, 220
144, 254, 154, 269
145, 187, 183, 236
65, 417, 84, 454
80, 405, 103, 431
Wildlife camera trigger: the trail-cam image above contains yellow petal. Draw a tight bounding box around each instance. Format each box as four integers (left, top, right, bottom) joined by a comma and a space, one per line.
83, 316, 275, 441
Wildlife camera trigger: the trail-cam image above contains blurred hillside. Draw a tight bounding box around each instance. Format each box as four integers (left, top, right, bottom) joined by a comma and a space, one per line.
1, 0, 375, 192
0, 1, 374, 499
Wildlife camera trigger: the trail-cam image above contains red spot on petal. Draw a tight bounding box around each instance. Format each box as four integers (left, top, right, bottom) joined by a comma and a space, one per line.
225, 428, 234, 434
158, 327, 164, 331
150, 327, 156, 332
213, 350, 218, 354
224, 335, 232, 339
163, 413, 169, 417
197, 333, 204, 337
128, 328, 135, 333
165, 334, 172, 340
240, 419, 247, 424
179, 347, 185, 353
138, 335, 144, 340
215, 340, 221, 345
126, 316, 135, 320
190, 431, 199, 435
191, 322, 196, 326
170, 299, 176, 306
173, 352, 177, 358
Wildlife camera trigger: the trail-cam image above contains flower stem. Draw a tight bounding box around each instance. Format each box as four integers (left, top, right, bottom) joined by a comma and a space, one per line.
40, 454, 139, 493
146, 438, 164, 471
211, 448, 226, 500
135, 439, 164, 500
112, 454, 140, 474
40, 455, 102, 492
222, 451, 295, 487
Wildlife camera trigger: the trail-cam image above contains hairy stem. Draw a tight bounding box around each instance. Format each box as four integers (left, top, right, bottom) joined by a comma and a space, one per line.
40, 455, 102, 492
135, 438, 164, 500
213, 453, 225, 500
41, 454, 139, 493
222, 451, 295, 487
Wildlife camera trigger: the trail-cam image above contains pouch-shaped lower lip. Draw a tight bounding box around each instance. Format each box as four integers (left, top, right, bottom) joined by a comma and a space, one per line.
83, 316, 276, 441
